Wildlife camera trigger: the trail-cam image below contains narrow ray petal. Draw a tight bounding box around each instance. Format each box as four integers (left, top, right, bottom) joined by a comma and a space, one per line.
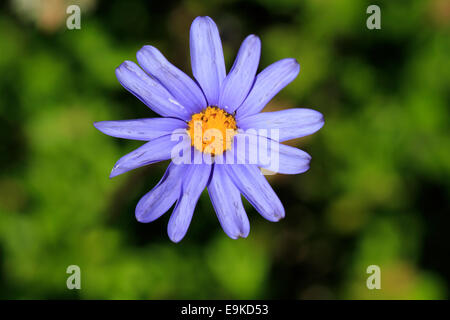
231, 133, 311, 174
237, 108, 324, 142
208, 164, 250, 239
168, 164, 212, 242
218, 35, 261, 113
190, 16, 226, 106
236, 58, 300, 119
115, 61, 191, 120
137, 46, 206, 113
135, 162, 187, 223
225, 164, 285, 222
110, 133, 189, 178
94, 118, 187, 141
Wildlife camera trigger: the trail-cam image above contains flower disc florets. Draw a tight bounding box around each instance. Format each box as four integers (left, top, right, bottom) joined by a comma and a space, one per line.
187, 106, 237, 155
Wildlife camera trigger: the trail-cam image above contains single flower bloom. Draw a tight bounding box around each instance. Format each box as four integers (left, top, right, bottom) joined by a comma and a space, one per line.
94, 16, 324, 243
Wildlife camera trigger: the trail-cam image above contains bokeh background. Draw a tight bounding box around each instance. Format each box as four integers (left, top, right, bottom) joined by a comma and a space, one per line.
0, 0, 449, 299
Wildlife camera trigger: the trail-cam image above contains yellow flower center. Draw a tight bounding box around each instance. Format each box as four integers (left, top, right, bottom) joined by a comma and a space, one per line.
187, 106, 237, 155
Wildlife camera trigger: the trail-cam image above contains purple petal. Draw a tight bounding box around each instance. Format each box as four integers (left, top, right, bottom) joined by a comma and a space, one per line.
115, 61, 191, 120
237, 108, 324, 142
190, 16, 226, 106
218, 35, 261, 113
135, 162, 186, 223
208, 164, 250, 239
236, 58, 300, 119
94, 117, 187, 141
224, 164, 285, 222
230, 133, 311, 174
110, 133, 189, 178
136, 46, 207, 114
167, 164, 212, 243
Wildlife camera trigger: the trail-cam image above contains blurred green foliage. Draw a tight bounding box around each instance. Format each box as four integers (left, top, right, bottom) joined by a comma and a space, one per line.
0, 0, 449, 299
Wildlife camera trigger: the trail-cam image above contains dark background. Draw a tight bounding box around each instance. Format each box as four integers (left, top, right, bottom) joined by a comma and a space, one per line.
0, 0, 449, 299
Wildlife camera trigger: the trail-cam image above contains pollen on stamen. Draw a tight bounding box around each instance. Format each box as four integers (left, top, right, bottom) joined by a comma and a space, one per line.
187, 106, 237, 156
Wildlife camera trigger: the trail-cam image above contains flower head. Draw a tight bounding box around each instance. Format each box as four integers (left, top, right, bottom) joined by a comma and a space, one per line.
94, 16, 324, 242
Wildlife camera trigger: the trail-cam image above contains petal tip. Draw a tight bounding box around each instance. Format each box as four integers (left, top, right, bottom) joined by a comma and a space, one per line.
246, 34, 261, 43
109, 165, 121, 179
115, 61, 133, 79
272, 211, 285, 222
291, 58, 301, 71
116, 60, 129, 71
237, 231, 249, 239
191, 16, 217, 33
135, 204, 146, 223
318, 113, 325, 128
168, 232, 184, 243
136, 45, 156, 61
194, 15, 213, 22
135, 211, 149, 224
282, 58, 300, 75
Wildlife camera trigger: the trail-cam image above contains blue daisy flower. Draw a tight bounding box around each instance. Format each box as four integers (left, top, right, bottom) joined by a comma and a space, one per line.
94, 16, 324, 242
